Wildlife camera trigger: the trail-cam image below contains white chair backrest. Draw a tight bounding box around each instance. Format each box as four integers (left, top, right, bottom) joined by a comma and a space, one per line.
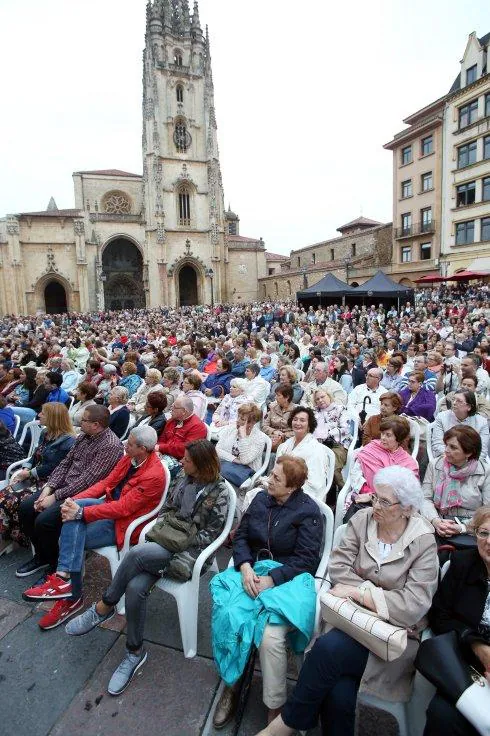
440, 559, 450, 579
240, 432, 272, 489
313, 498, 334, 583
206, 424, 213, 442
296, 369, 305, 382
24, 421, 43, 458
343, 415, 359, 479
68, 396, 75, 411
332, 522, 347, 549
334, 473, 352, 530
426, 422, 435, 464
406, 417, 420, 459
198, 402, 207, 421
120, 415, 136, 441
321, 444, 336, 495
13, 414, 21, 439
121, 460, 171, 553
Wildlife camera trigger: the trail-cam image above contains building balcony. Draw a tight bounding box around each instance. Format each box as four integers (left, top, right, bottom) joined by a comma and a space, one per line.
395, 220, 436, 239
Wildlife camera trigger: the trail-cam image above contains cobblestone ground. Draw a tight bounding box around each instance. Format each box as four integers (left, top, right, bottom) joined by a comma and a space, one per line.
0, 547, 397, 736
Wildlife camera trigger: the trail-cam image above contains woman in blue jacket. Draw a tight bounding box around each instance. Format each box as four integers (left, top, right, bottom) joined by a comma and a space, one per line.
212, 455, 323, 730
0, 402, 75, 552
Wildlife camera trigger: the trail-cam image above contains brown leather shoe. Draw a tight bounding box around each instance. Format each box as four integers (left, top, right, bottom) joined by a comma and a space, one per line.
212, 685, 237, 729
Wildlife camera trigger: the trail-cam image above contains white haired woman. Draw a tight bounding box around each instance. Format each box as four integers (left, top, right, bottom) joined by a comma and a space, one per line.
259, 465, 438, 736
108, 386, 131, 439
209, 378, 249, 438
127, 368, 164, 418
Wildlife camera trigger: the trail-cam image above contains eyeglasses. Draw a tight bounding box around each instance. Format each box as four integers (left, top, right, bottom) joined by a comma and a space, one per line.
476, 529, 490, 540
371, 494, 401, 509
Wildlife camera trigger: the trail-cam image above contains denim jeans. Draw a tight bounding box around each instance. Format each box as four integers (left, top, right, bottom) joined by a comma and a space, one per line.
57, 498, 116, 599
102, 542, 173, 651
11, 406, 36, 429
281, 629, 369, 736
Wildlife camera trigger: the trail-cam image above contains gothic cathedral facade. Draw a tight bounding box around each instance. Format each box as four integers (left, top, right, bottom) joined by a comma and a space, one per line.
0, 0, 266, 315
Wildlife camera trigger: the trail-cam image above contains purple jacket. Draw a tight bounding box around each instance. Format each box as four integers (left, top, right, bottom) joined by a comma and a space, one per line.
399, 387, 436, 423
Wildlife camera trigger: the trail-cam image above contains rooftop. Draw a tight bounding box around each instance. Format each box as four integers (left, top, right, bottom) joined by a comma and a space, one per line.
74, 169, 142, 178
265, 252, 289, 261
337, 216, 382, 233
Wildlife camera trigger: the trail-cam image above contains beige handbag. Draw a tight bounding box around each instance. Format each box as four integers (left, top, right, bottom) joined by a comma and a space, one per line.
320, 590, 407, 662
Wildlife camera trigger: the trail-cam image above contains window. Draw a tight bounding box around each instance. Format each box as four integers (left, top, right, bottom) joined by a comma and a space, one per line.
421, 172, 433, 191
482, 217, 490, 242
268, 268, 275, 276
351, 242, 356, 257
173, 50, 183, 66
401, 179, 412, 198
228, 220, 237, 235
176, 84, 184, 103
458, 99, 478, 128
330, 249, 334, 261
297, 257, 301, 267
178, 186, 191, 225
401, 145, 412, 165
420, 242, 431, 260
312, 253, 316, 264
103, 190, 131, 214
483, 177, 490, 202
456, 181, 476, 207
401, 212, 412, 236
485, 136, 490, 160
486, 93, 490, 117
455, 220, 475, 245
458, 141, 477, 168
287, 280, 292, 295
421, 207, 432, 232
274, 282, 278, 296
174, 119, 191, 152
466, 65, 477, 85
421, 135, 433, 156
401, 246, 411, 263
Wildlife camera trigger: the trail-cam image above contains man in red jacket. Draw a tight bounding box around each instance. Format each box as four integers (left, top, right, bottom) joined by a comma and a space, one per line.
22, 425, 166, 630
157, 395, 207, 461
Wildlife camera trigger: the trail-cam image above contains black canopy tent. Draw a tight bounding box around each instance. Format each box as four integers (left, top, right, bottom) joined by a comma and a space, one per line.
350, 270, 414, 308
296, 273, 357, 306
297, 269, 414, 309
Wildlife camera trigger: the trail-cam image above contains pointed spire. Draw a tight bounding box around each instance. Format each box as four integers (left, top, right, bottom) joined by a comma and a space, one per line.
163, 0, 172, 29
191, 1, 201, 31
182, 0, 191, 29
47, 197, 58, 212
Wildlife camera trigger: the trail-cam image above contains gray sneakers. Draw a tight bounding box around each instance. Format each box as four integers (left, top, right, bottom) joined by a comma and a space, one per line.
65, 603, 115, 636
108, 649, 148, 696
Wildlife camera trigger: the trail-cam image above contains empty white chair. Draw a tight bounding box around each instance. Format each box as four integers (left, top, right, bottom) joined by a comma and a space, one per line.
139, 480, 237, 658
93, 463, 171, 614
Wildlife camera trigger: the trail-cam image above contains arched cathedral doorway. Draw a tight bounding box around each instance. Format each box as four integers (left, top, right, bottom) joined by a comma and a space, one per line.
102, 238, 145, 310
44, 281, 68, 314
178, 265, 198, 306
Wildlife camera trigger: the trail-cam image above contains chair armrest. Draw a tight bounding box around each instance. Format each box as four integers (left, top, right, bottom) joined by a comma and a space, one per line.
138, 517, 158, 545
122, 509, 161, 554
6, 459, 33, 483
190, 487, 236, 584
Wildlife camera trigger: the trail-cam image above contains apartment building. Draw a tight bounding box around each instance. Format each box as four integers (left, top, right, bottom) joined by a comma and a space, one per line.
384, 98, 445, 281
441, 32, 490, 274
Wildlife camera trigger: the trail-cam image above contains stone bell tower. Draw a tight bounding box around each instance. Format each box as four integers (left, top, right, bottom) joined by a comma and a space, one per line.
142, 0, 228, 307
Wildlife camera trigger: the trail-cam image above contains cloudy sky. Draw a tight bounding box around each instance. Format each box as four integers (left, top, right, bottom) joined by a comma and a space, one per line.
1, 0, 488, 255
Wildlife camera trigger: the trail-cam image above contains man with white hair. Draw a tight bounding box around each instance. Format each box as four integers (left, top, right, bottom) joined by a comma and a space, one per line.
157, 395, 207, 461
301, 362, 347, 407
347, 367, 385, 420
22, 425, 165, 630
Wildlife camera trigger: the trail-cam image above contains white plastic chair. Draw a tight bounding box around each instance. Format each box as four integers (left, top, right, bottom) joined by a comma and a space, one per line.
342, 415, 359, 480
120, 415, 136, 442
426, 422, 435, 464
239, 433, 272, 492
93, 463, 171, 614
2, 420, 43, 486
334, 472, 352, 530
139, 480, 237, 658
68, 396, 75, 411
12, 414, 21, 439
197, 400, 207, 421
323, 444, 336, 496
407, 417, 420, 459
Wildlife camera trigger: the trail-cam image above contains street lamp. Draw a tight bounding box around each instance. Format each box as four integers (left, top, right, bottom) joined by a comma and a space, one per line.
206, 267, 214, 307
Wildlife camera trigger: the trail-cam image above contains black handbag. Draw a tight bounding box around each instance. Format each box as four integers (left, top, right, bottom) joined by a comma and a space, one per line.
415, 631, 490, 735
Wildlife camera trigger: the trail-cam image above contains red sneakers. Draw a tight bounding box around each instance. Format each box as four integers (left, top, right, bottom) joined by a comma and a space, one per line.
23, 573, 72, 601
38, 598, 84, 630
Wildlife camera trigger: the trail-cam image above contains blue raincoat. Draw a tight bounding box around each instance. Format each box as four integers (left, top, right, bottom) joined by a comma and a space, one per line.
210, 560, 317, 685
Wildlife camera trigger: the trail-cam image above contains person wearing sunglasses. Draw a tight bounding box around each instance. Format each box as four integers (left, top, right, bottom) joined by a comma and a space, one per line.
422, 505, 490, 736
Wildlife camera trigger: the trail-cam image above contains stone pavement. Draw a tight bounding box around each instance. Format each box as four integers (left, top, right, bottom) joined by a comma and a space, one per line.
0, 547, 396, 736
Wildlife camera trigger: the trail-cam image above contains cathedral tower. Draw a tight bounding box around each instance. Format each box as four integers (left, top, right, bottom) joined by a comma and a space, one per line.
142, 0, 227, 306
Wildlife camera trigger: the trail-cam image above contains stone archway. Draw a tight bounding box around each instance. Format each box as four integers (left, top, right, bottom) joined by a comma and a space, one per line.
44, 280, 68, 314
179, 264, 198, 306
102, 238, 145, 310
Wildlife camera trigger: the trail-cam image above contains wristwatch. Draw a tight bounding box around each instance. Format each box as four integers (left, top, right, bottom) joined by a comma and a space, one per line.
75, 506, 84, 521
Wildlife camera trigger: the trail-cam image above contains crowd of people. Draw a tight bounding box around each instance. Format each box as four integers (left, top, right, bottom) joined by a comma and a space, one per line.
0, 285, 489, 735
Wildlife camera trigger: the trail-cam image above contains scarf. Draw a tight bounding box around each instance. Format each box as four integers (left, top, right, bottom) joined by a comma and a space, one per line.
433, 458, 478, 513
357, 439, 419, 494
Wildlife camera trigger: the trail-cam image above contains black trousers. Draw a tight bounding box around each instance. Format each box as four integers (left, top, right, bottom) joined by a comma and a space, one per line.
424, 693, 479, 736
18, 489, 63, 568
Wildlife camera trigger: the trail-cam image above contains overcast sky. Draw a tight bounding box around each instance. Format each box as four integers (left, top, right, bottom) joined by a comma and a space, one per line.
1, 0, 489, 255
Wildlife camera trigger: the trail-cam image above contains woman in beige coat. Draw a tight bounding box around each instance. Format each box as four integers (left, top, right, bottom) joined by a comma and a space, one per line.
258, 465, 438, 736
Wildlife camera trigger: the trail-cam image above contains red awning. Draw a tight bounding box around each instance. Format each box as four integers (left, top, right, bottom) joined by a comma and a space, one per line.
446, 271, 489, 281
415, 272, 445, 283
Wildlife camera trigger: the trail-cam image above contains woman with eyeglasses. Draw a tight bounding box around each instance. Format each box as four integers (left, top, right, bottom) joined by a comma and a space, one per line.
420, 505, 490, 736
399, 370, 436, 423
431, 388, 489, 462
259, 466, 438, 736
422, 426, 490, 541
